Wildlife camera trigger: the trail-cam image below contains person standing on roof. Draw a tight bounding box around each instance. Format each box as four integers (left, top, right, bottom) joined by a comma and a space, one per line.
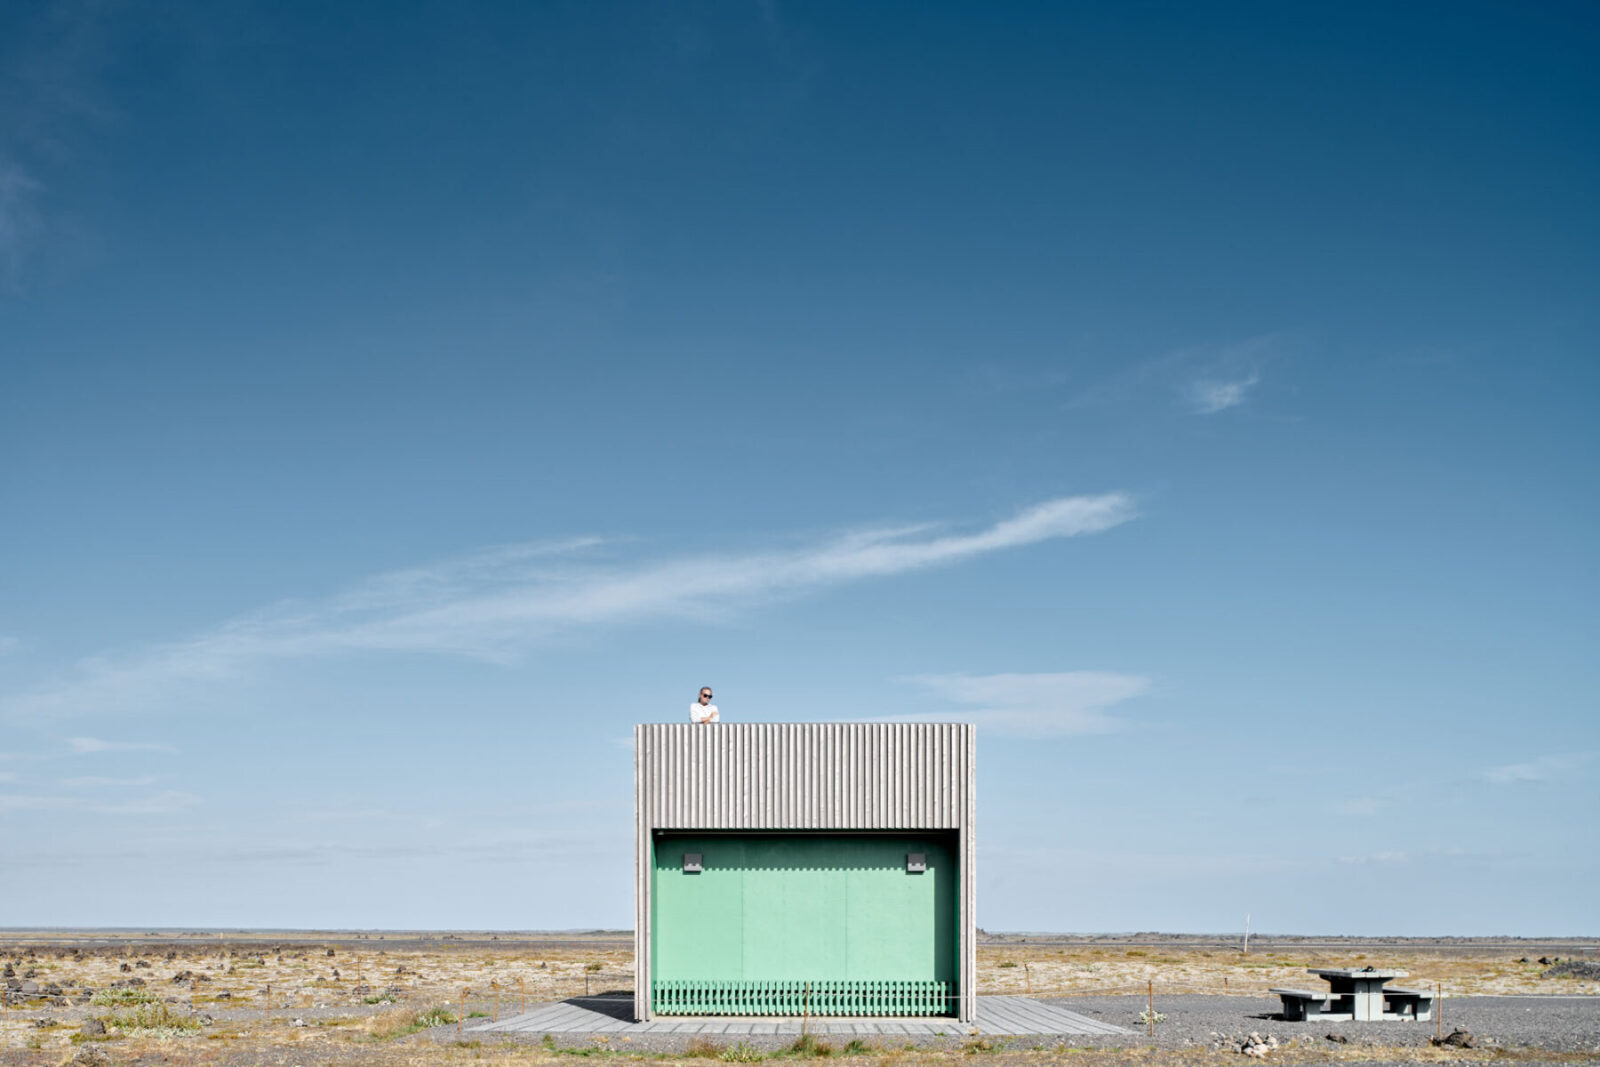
690, 686, 719, 723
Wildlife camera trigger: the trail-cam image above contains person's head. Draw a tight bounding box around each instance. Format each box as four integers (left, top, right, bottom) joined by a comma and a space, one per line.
698, 687, 713, 704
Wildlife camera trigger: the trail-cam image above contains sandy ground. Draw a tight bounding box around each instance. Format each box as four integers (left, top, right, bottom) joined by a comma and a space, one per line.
2, 932, 1595, 1065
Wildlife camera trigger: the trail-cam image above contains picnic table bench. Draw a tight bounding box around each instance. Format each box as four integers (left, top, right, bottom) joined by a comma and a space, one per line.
1270, 968, 1432, 1022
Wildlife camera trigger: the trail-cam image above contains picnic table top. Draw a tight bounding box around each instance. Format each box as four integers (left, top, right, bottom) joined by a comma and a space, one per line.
1309, 967, 1408, 980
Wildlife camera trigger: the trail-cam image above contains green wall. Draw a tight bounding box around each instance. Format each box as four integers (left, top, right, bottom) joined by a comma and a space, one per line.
652, 832, 956, 1011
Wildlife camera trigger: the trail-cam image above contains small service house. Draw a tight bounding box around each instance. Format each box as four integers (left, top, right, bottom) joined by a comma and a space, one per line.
633, 722, 976, 1023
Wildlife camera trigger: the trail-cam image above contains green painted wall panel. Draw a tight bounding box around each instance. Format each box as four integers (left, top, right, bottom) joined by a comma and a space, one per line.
652, 833, 956, 990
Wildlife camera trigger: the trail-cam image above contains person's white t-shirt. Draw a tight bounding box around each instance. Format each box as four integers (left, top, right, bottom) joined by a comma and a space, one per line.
689, 702, 720, 724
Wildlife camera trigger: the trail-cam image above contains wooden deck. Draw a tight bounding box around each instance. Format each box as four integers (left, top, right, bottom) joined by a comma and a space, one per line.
469, 994, 1129, 1038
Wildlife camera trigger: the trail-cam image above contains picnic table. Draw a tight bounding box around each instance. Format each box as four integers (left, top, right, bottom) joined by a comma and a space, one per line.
1270, 967, 1433, 1022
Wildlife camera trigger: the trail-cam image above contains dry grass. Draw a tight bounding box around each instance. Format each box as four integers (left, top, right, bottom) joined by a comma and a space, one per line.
364, 1004, 458, 1039
975, 946, 1598, 997
1, 934, 1593, 1064
685, 1036, 728, 1057
98, 1000, 205, 1037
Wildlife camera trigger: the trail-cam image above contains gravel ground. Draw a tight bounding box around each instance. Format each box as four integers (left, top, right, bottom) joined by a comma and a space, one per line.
419, 994, 1600, 1057
1050, 994, 1600, 1054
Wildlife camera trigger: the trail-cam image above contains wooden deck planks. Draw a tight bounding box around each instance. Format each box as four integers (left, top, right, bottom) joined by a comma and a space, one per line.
978, 999, 1042, 1034
472, 996, 1131, 1038
978, 997, 1129, 1036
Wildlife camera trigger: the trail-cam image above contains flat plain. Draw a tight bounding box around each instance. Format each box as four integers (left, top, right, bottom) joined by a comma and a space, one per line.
2, 932, 1595, 1066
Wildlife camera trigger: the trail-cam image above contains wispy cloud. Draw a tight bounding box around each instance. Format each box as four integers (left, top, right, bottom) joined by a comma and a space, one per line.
290, 806, 408, 825
0, 789, 199, 815
1483, 753, 1591, 786
0, 153, 44, 288
0, 1, 115, 291
1176, 336, 1280, 414
1338, 849, 1412, 865
5, 495, 1137, 720
1337, 846, 1477, 866
66, 737, 177, 754
1332, 797, 1385, 817
1187, 373, 1260, 414
61, 775, 158, 788
1062, 334, 1284, 415
3, 830, 613, 871
897, 670, 1151, 737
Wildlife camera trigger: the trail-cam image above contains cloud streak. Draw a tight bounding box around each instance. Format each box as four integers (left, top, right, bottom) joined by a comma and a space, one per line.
1483, 753, 1591, 785
5, 494, 1136, 720
0, 0, 116, 292
1187, 373, 1260, 414
61, 775, 158, 788
1176, 335, 1279, 414
898, 670, 1151, 737
66, 737, 177, 754
0, 789, 199, 815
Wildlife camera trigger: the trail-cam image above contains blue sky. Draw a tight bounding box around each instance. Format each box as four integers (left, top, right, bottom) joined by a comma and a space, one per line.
1, 1, 1596, 934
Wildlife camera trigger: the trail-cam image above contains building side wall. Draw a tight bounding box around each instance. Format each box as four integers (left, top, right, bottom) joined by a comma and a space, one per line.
634, 723, 976, 1022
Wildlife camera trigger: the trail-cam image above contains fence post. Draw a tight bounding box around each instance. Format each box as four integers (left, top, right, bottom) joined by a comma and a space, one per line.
264, 982, 270, 1024
191, 979, 198, 1013
1436, 981, 1441, 1041
1147, 980, 1154, 1037
803, 982, 811, 1037
459, 987, 467, 1036
493, 981, 499, 1022
521, 976, 526, 1015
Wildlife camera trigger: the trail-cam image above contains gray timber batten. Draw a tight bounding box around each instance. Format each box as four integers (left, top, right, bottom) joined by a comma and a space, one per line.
633, 722, 977, 1024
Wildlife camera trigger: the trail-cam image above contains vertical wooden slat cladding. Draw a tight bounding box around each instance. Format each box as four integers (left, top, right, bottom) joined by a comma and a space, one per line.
637, 723, 969, 831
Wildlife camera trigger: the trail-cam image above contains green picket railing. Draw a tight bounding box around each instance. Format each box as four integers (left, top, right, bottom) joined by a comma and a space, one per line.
651, 978, 954, 1016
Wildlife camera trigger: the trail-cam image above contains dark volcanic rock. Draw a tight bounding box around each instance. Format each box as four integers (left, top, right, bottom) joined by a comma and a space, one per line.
1433, 1027, 1478, 1049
